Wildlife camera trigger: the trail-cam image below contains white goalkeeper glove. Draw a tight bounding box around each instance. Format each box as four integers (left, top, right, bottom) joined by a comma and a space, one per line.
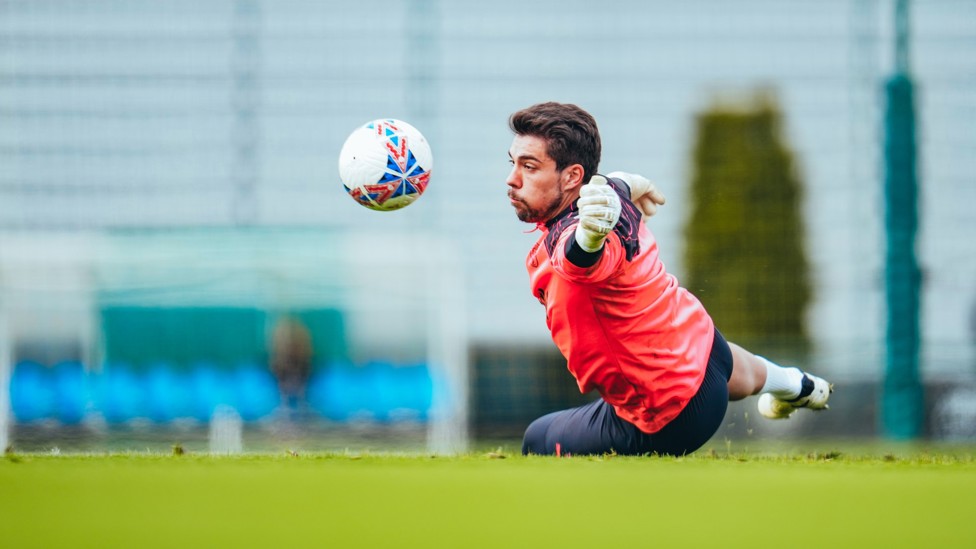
606, 171, 666, 218
574, 175, 621, 253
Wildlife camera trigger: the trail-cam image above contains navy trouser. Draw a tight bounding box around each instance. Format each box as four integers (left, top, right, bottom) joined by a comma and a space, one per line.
522, 329, 734, 456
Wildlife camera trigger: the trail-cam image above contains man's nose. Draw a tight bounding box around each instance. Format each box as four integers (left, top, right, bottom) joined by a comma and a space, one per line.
506, 168, 520, 188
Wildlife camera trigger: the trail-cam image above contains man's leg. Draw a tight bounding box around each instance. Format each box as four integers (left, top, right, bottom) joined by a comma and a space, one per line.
726, 341, 833, 418
521, 399, 645, 456
727, 342, 774, 400
524, 329, 735, 457
648, 333, 732, 455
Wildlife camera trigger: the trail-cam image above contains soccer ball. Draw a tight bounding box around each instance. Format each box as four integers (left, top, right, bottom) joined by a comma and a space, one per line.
338, 118, 433, 211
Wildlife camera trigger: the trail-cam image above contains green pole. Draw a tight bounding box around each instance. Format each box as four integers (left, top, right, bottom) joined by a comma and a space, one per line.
882, 0, 923, 439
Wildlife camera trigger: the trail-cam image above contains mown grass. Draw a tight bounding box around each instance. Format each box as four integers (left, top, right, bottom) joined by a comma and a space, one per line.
3, 445, 975, 548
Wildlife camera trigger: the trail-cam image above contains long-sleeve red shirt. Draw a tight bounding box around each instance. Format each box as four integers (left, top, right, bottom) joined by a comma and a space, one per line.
526, 179, 715, 434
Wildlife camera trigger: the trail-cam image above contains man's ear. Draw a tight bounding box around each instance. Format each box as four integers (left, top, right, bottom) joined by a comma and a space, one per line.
560, 164, 586, 192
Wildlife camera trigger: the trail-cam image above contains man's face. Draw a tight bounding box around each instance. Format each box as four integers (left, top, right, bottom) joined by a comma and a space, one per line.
506, 134, 571, 224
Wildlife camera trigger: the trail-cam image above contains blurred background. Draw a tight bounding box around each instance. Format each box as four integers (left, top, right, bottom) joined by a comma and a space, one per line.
1, 0, 973, 453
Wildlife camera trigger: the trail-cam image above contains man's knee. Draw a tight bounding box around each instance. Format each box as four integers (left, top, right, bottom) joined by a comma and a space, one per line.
521, 415, 553, 455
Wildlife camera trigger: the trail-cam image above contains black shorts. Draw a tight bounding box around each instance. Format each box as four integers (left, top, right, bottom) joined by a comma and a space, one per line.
521, 328, 734, 456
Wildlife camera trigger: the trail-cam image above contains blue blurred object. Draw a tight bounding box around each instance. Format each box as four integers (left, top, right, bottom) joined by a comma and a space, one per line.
95, 363, 145, 423
367, 361, 396, 421
52, 360, 88, 424
188, 362, 233, 422
308, 362, 366, 421
232, 363, 279, 421
9, 360, 55, 422
144, 362, 191, 423
307, 361, 432, 422
392, 363, 433, 421
368, 362, 434, 422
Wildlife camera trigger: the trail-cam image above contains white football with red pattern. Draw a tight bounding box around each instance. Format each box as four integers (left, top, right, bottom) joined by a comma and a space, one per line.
339, 119, 433, 211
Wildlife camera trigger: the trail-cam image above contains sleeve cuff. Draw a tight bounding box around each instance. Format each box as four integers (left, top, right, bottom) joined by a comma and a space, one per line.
565, 233, 603, 268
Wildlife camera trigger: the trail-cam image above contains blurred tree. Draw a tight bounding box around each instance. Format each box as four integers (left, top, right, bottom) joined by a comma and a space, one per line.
683, 94, 811, 356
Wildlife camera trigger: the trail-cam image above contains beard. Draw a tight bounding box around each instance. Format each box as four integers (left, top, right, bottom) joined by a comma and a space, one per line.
511, 190, 565, 224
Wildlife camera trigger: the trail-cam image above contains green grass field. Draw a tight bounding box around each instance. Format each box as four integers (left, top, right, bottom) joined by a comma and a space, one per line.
3, 445, 975, 548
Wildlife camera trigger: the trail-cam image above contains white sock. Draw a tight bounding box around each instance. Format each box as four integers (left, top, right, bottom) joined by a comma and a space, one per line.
758, 356, 805, 399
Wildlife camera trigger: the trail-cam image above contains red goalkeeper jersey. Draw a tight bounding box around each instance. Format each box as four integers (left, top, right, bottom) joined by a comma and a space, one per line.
526, 180, 715, 434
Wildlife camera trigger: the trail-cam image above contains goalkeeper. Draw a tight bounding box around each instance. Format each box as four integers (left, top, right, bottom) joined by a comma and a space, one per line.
506, 102, 832, 456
